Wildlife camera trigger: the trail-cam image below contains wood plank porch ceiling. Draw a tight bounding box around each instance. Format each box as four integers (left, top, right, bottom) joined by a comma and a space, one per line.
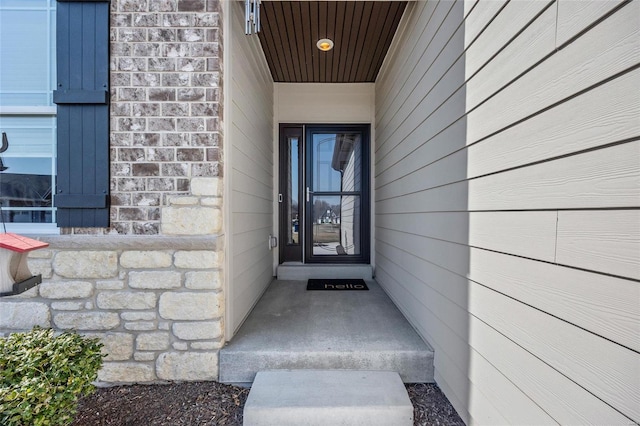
257, 1, 408, 83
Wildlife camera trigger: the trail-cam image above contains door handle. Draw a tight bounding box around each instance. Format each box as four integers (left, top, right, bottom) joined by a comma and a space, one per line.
306, 187, 310, 202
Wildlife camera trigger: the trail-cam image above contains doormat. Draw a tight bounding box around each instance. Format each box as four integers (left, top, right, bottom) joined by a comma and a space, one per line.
307, 279, 368, 291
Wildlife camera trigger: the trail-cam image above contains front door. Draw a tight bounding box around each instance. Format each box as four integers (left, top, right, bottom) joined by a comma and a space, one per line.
279, 124, 370, 264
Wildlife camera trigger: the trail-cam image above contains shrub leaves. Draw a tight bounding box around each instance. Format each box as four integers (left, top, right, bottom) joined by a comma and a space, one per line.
0, 327, 104, 426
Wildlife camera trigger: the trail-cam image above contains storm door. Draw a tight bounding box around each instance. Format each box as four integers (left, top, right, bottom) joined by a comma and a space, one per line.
279, 124, 370, 264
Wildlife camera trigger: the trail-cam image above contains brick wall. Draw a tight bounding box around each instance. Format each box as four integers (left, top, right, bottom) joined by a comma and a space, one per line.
69, 0, 222, 235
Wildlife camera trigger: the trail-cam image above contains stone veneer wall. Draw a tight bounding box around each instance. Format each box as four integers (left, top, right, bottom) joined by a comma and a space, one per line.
1, 236, 223, 383
0, 0, 226, 384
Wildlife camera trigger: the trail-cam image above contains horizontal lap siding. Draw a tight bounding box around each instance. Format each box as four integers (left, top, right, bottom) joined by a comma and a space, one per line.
556, 210, 640, 279
375, 0, 639, 424
229, 1, 274, 334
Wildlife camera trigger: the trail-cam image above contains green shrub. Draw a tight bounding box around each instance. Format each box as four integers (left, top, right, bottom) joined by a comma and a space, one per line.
0, 327, 104, 426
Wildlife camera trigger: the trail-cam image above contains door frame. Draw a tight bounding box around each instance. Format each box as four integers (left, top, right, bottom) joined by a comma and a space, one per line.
278, 123, 370, 265
278, 124, 303, 263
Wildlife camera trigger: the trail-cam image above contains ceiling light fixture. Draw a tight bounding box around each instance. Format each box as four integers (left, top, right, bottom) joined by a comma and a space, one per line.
316, 38, 334, 52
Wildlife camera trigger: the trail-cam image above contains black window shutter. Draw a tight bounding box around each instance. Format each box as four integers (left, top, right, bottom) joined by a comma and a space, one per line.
54, 0, 110, 228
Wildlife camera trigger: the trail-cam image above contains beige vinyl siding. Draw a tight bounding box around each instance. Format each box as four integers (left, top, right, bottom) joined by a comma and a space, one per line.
275, 83, 374, 123
227, 1, 274, 335
375, 0, 639, 424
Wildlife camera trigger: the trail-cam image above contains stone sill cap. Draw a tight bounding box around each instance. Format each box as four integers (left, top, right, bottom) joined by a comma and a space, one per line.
23, 235, 220, 251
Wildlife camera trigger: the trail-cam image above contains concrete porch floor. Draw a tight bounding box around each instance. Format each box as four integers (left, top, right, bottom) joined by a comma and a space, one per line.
219, 279, 434, 385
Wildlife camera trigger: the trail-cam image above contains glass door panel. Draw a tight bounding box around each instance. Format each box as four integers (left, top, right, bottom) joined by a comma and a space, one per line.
279, 125, 302, 263
312, 133, 361, 192
306, 125, 369, 263
287, 136, 299, 245
311, 195, 361, 256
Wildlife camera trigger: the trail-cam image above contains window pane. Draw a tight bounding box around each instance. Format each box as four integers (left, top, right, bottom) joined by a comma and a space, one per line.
0, 1, 56, 226
0, 117, 55, 224
0, 116, 55, 156
2, 0, 50, 8
0, 158, 52, 206
0, 2, 55, 106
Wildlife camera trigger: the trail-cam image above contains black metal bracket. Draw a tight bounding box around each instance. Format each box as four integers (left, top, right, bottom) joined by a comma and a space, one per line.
0, 275, 43, 298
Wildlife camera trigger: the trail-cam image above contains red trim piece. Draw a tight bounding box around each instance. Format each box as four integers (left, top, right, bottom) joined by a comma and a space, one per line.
0, 233, 49, 253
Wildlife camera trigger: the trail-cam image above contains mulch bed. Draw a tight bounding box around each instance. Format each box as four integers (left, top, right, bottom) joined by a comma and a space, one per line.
407, 383, 465, 426
72, 381, 464, 426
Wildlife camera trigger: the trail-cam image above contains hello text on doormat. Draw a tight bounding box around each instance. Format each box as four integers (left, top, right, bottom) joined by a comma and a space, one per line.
306, 279, 369, 291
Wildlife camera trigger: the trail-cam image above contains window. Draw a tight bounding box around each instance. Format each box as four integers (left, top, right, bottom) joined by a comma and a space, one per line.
1, 0, 110, 230
0, 0, 57, 233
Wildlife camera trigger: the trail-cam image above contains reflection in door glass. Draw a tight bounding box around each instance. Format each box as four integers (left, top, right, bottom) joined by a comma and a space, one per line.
312, 133, 361, 192
312, 195, 360, 256
287, 137, 299, 245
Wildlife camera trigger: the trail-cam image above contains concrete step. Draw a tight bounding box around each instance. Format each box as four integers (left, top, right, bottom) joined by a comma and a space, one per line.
219, 280, 434, 385
220, 347, 433, 384
277, 264, 373, 280
243, 370, 413, 426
